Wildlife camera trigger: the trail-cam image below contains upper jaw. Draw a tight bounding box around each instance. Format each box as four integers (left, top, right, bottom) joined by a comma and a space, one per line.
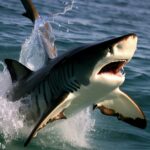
111, 33, 138, 61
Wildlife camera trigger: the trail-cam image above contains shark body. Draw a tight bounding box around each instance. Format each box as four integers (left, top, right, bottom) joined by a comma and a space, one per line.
5, 33, 146, 146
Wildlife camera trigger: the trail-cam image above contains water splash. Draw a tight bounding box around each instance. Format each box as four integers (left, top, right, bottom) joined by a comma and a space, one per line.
53, 0, 75, 17
0, 63, 24, 146
48, 0, 75, 33
19, 17, 56, 71
32, 108, 95, 149
56, 108, 95, 147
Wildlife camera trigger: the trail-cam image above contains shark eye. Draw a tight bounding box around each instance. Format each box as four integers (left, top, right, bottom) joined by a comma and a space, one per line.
117, 44, 123, 49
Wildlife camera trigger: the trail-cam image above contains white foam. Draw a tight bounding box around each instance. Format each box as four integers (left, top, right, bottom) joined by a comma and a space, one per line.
0, 64, 24, 145
35, 108, 95, 149
56, 108, 95, 147
19, 18, 56, 71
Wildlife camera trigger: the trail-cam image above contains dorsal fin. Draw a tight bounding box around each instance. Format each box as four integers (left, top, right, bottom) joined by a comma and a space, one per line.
5, 59, 33, 82
20, 0, 40, 23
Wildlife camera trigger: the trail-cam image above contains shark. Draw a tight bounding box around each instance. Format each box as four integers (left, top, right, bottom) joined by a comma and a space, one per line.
4, 33, 146, 146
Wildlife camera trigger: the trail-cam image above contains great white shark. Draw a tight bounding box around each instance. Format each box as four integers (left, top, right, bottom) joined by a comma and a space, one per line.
5, 33, 146, 146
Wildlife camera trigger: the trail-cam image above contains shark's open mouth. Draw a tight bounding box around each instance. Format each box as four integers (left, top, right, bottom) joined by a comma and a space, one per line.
98, 60, 127, 76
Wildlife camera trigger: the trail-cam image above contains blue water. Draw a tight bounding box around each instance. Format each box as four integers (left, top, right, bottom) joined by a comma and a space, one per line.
0, 0, 150, 150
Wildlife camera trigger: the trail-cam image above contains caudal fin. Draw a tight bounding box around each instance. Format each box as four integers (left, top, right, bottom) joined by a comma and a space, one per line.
20, 0, 40, 23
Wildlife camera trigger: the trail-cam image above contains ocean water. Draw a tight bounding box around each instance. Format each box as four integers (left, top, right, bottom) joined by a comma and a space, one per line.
0, 0, 150, 150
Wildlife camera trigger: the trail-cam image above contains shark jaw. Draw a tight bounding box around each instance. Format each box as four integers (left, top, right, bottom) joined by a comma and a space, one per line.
92, 34, 137, 89
95, 60, 127, 88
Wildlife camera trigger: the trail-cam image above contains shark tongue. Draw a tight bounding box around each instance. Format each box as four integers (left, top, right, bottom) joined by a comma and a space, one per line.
98, 61, 126, 75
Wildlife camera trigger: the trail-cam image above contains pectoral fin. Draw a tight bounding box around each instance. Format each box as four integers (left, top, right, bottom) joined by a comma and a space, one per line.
24, 93, 70, 147
94, 88, 147, 129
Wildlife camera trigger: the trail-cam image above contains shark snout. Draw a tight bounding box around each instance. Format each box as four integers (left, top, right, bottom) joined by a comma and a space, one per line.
93, 33, 138, 91
112, 33, 138, 60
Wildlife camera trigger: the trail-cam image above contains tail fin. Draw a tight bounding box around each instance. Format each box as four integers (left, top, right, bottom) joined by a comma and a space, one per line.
20, 0, 40, 23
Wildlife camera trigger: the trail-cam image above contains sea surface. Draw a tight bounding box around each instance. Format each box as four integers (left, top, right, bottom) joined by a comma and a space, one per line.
0, 0, 150, 150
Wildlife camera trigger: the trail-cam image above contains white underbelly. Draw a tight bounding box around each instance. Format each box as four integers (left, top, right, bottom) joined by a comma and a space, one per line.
64, 82, 113, 118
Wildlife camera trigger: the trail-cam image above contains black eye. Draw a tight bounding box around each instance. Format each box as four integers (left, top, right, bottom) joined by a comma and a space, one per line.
117, 44, 123, 49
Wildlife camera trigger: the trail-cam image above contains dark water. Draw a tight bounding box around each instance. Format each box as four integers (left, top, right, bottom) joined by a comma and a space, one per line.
0, 0, 150, 150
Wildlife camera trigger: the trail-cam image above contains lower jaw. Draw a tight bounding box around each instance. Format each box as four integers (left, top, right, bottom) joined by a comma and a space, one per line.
100, 71, 124, 77
98, 72, 125, 86
112, 71, 123, 77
